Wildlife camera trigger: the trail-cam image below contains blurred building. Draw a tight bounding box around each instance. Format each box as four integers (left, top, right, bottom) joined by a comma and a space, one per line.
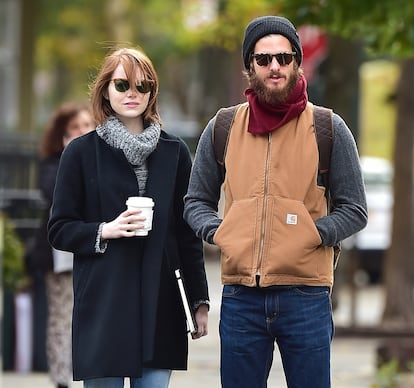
0, 0, 20, 133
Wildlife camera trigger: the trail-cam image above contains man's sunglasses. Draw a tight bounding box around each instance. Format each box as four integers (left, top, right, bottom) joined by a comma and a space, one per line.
252, 52, 296, 67
111, 78, 154, 94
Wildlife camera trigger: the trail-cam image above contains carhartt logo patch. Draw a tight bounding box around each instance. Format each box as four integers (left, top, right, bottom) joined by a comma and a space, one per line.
286, 214, 298, 225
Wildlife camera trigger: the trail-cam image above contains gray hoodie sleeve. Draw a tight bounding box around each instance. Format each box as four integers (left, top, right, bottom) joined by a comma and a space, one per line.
184, 113, 368, 247
184, 118, 223, 244
315, 113, 368, 246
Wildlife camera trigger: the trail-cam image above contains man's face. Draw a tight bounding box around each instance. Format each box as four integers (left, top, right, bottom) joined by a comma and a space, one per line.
249, 34, 300, 105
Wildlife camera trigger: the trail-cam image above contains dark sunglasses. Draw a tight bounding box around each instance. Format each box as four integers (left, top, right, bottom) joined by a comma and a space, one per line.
111, 78, 154, 94
252, 52, 296, 67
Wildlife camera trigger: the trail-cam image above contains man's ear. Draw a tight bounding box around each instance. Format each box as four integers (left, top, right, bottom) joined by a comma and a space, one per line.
248, 54, 255, 73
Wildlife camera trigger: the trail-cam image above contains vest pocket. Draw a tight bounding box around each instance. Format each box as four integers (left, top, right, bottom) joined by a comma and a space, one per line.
263, 196, 324, 279
214, 197, 260, 276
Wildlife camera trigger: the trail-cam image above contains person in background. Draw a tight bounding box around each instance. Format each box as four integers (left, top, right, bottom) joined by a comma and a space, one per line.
30, 102, 94, 388
47, 46, 209, 388
184, 15, 368, 388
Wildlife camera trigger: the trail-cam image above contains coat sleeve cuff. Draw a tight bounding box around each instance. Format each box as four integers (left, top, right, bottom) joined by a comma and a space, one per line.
95, 222, 108, 253
193, 299, 210, 311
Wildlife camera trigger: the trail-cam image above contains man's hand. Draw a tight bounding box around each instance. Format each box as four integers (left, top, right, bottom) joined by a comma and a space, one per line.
192, 304, 209, 339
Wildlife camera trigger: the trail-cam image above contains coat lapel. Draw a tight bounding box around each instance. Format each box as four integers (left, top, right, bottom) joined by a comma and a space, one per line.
145, 136, 180, 222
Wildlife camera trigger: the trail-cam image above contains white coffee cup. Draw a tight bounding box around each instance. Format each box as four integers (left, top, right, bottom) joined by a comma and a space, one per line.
126, 196, 155, 236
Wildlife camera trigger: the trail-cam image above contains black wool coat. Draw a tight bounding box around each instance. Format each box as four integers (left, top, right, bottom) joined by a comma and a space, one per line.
48, 130, 209, 380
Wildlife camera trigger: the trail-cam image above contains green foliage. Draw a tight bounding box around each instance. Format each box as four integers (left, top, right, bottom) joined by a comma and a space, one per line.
408, 360, 414, 372
1, 214, 27, 292
371, 359, 414, 388
35, 0, 107, 104
167, 0, 414, 60
174, 0, 276, 52
33, 0, 414, 106
371, 359, 401, 388
359, 60, 399, 159
278, 0, 414, 58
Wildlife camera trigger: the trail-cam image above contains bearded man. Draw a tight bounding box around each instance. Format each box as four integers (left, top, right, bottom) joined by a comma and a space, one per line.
184, 15, 368, 388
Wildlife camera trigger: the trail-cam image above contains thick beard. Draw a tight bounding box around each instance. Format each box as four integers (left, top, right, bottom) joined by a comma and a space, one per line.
250, 65, 300, 105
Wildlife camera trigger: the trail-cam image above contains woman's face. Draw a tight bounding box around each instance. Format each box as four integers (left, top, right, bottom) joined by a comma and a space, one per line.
63, 109, 94, 147
77, 109, 95, 135
107, 64, 151, 132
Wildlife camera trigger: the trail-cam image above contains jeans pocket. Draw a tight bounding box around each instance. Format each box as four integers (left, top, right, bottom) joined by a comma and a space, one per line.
292, 285, 329, 296
222, 284, 244, 297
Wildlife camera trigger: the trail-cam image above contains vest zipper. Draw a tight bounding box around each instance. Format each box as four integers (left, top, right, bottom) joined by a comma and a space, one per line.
257, 132, 272, 282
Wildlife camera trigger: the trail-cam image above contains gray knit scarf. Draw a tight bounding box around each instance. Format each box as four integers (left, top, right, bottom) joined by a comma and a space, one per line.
96, 116, 161, 194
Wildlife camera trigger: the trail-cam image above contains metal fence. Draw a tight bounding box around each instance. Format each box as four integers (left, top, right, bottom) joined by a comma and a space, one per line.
0, 132, 45, 242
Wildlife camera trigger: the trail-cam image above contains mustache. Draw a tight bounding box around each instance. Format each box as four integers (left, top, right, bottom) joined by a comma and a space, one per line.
267, 71, 284, 78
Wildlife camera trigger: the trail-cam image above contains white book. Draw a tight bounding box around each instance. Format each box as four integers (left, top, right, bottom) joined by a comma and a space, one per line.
174, 269, 197, 335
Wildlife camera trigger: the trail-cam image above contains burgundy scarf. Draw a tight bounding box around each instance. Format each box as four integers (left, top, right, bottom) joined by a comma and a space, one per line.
245, 75, 308, 135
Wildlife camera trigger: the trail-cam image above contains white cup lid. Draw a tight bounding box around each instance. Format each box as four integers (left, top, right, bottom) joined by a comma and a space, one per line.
126, 196, 154, 207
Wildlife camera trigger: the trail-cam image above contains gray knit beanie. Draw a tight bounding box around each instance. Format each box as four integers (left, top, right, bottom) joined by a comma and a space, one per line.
242, 16, 302, 69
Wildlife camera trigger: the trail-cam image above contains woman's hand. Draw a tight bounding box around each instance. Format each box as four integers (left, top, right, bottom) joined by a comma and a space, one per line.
101, 208, 146, 239
192, 304, 209, 340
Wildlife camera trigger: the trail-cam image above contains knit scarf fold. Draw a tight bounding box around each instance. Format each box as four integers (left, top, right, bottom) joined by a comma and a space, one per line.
96, 116, 161, 166
245, 74, 308, 135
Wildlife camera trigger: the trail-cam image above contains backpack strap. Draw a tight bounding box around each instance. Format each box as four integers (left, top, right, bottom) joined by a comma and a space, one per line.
212, 105, 239, 177
313, 105, 333, 197
313, 105, 341, 268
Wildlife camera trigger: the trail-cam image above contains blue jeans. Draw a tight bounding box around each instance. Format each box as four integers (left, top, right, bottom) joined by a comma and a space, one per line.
83, 368, 171, 388
220, 285, 333, 388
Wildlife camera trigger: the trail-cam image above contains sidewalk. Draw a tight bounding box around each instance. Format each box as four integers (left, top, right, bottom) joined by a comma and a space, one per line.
3, 258, 387, 387
2, 339, 380, 388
